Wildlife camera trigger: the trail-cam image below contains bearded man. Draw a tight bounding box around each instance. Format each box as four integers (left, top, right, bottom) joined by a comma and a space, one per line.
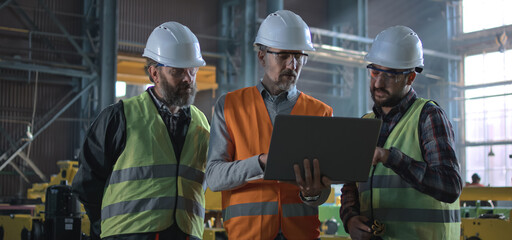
72, 22, 210, 240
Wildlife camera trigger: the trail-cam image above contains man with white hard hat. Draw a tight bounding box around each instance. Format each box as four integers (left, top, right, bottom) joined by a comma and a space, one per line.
339, 25, 462, 240
73, 22, 210, 240
206, 10, 333, 240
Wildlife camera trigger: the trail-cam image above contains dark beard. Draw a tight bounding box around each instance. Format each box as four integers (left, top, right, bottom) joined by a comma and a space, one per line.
159, 80, 197, 107
371, 88, 402, 107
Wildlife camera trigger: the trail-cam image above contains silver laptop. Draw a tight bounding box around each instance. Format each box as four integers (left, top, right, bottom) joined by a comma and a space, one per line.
263, 115, 382, 184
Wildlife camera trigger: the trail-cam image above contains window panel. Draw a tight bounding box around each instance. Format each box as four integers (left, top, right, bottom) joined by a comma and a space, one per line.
466, 146, 486, 171
507, 145, 512, 186
507, 95, 512, 140
464, 111, 484, 142
464, 50, 512, 186
463, 0, 512, 33
505, 51, 512, 80
464, 54, 484, 86
488, 170, 506, 186
488, 145, 506, 169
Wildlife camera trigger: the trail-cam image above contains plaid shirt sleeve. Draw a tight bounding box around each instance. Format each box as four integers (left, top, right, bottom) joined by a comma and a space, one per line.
339, 182, 360, 232
384, 102, 463, 203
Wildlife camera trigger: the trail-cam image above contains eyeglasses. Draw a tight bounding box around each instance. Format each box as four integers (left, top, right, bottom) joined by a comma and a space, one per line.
266, 50, 308, 65
156, 63, 199, 79
366, 64, 413, 83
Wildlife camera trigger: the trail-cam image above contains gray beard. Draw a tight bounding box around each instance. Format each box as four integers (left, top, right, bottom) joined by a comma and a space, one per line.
159, 80, 197, 107
276, 69, 298, 92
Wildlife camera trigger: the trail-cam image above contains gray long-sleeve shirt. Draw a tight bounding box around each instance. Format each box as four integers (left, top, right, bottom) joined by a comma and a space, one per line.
205, 81, 329, 205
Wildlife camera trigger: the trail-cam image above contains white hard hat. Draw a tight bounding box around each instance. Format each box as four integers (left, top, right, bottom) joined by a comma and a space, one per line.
143, 21, 206, 68
254, 10, 315, 51
365, 25, 424, 70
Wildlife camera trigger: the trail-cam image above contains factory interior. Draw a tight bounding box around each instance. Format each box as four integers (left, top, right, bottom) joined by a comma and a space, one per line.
0, 0, 512, 239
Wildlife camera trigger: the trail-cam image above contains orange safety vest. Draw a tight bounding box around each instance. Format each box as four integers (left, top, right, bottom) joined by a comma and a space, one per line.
222, 86, 333, 240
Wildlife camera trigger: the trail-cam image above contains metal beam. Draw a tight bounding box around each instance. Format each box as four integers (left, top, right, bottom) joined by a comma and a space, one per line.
242, 0, 256, 88
308, 26, 461, 61
18, 152, 46, 182
0, 154, 29, 183
462, 140, 512, 147
0, 79, 97, 172
0, 26, 88, 40
251, 17, 462, 62
38, 0, 98, 73
9, 0, 68, 63
423, 49, 461, 61
0, 127, 30, 183
0, 0, 14, 11
99, 0, 118, 109
266, 0, 282, 13
0, 60, 95, 78
453, 80, 512, 90
310, 26, 373, 44
7, 161, 30, 183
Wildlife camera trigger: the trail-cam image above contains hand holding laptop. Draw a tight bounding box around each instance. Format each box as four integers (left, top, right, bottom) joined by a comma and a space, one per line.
257, 153, 330, 198
293, 158, 331, 198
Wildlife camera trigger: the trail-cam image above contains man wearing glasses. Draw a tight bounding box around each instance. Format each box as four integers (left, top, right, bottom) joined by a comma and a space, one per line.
72, 22, 210, 240
206, 10, 333, 240
340, 25, 462, 240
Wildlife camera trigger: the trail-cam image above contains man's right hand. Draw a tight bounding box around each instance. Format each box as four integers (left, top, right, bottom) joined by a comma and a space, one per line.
347, 215, 372, 240
258, 153, 268, 169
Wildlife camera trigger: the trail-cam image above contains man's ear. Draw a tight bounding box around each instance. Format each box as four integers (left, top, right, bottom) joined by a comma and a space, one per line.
149, 66, 159, 83
406, 72, 416, 85
257, 50, 266, 66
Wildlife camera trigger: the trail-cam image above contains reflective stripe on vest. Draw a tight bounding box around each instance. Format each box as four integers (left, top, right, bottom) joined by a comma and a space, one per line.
222, 201, 279, 222
101, 196, 205, 220
109, 164, 204, 185
364, 208, 460, 223
358, 98, 460, 239
222, 201, 318, 222
358, 175, 412, 192
100, 92, 209, 239
222, 86, 332, 240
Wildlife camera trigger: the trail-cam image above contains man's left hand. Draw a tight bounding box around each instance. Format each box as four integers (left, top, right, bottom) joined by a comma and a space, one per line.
372, 147, 390, 165
293, 158, 331, 197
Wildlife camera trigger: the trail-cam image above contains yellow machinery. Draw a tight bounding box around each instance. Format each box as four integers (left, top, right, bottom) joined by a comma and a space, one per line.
2, 160, 352, 240
460, 187, 512, 240
203, 188, 227, 240
0, 160, 90, 240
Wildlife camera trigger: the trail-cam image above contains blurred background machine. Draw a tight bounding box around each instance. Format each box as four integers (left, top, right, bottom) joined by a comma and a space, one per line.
203, 188, 227, 240
0, 160, 89, 240
5, 163, 511, 240
460, 187, 512, 240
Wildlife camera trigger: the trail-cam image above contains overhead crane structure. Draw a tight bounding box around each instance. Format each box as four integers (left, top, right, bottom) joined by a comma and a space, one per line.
1, 0, 461, 200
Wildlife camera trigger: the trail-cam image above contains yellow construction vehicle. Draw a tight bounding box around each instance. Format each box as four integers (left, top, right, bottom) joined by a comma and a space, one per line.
0, 160, 90, 240
460, 187, 512, 240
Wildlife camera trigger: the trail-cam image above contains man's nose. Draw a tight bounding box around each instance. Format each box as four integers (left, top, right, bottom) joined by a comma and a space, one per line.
285, 57, 298, 69
182, 72, 193, 83
373, 74, 387, 88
